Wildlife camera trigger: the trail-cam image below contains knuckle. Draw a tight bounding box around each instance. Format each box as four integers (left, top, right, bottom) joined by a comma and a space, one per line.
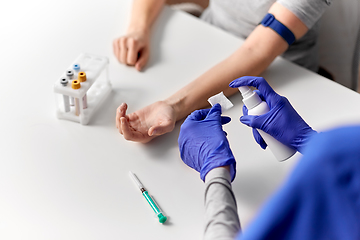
280, 96, 289, 104
127, 38, 136, 47
120, 37, 127, 46
258, 77, 266, 83
128, 57, 136, 65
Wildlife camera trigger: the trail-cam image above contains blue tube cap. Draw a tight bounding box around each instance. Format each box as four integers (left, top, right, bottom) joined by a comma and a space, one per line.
73, 64, 80, 71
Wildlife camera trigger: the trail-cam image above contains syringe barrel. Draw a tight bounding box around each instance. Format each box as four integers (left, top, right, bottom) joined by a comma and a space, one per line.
143, 191, 161, 214
142, 191, 167, 223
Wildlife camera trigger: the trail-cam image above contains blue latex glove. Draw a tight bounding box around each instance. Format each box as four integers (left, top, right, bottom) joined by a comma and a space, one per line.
237, 126, 360, 240
178, 103, 236, 181
229, 76, 316, 153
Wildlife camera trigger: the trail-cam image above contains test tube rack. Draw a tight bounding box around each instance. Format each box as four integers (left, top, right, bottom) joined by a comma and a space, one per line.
54, 53, 112, 125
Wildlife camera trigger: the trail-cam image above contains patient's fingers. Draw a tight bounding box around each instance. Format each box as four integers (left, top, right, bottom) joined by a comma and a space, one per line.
116, 103, 128, 131
113, 38, 120, 63
120, 38, 128, 64
120, 117, 130, 136
120, 117, 145, 141
135, 47, 149, 71
148, 120, 172, 136
127, 38, 139, 66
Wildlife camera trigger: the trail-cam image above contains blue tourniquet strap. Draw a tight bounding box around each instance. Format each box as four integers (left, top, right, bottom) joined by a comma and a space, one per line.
261, 13, 295, 45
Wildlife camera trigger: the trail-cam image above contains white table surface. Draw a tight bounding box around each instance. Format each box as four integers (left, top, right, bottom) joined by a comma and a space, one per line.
1, 0, 360, 239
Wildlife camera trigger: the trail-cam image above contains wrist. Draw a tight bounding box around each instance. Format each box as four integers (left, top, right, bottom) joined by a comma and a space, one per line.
201, 153, 236, 182
204, 166, 232, 183
164, 95, 187, 121
217, 165, 231, 172
164, 89, 212, 121
297, 129, 317, 153
126, 24, 150, 36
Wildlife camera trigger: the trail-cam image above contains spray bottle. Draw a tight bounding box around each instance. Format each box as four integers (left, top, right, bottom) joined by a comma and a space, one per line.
238, 86, 296, 161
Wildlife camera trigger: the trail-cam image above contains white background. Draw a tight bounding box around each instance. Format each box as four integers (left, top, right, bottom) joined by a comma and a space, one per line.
1, 0, 360, 239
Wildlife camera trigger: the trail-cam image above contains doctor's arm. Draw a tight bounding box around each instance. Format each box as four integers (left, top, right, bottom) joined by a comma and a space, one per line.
204, 166, 241, 240
178, 87, 316, 239
178, 104, 241, 240
116, 2, 309, 143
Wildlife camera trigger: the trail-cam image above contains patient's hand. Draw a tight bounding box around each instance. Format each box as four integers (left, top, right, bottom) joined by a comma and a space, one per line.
116, 101, 177, 143
113, 30, 150, 71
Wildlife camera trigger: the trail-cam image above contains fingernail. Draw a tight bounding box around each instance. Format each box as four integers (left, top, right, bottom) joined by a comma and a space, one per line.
118, 103, 125, 112
151, 130, 157, 136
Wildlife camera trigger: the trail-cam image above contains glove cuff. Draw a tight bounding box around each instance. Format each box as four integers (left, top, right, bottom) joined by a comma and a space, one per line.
200, 158, 236, 182
295, 129, 317, 153
200, 140, 236, 181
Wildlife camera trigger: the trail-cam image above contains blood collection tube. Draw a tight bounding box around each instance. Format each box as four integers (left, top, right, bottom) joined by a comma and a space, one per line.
73, 63, 80, 72
71, 80, 81, 116
78, 71, 87, 109
60, 78, 70, 112
66, 69, 74, 79
66, 70, 75, 106
78, 71, 86, 82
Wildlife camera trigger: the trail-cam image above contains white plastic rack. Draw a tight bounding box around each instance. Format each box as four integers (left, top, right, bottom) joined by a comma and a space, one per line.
54, 53, 112, 125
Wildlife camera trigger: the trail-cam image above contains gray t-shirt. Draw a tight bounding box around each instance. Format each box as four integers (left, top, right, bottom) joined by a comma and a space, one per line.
200, 0, 333, 72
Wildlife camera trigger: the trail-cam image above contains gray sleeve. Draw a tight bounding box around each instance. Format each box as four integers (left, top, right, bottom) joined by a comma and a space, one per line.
277, 0, 333, 29
203, 168, 241, 240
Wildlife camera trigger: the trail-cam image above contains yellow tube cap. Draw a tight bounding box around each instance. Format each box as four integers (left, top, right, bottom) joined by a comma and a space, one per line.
78, 71, 87, 82
71, 80, 81, 89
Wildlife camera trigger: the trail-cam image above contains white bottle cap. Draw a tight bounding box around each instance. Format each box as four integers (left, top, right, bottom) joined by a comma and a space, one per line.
238, 87, 262, 110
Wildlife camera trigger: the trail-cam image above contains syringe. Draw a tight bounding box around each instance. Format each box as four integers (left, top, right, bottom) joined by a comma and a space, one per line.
128, 171, 167, 224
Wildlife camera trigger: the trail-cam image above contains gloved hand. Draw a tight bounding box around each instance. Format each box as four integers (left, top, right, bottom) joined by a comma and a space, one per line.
237, 126, 360, 240
229, 76, 316, 153
178, 104, 236, 181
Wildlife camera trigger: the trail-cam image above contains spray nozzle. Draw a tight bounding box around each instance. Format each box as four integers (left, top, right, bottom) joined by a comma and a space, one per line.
238, 86, 252, 98
238, 86, 263, 110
